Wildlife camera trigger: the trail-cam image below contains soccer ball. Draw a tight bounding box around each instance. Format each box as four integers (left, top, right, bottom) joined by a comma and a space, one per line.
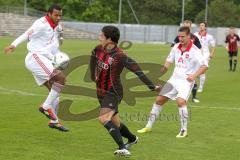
53, 51, 70, 70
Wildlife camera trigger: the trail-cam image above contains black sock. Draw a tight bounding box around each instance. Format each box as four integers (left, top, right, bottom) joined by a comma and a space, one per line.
229, 59, 233, 70
104, 121, 125, 149
192, 83, 197, 99
119, 123, 136, 142
233, 60, 237, 71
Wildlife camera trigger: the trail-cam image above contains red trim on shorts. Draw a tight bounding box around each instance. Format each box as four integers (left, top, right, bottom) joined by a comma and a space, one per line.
32, 54, 52, 76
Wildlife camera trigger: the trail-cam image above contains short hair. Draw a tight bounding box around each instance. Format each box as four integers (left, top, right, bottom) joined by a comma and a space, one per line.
183, 20, 192, 25
48, 4, 62, 13
178, 26, 190, 35
102, 25, 120, 44
200, 22, 207, 27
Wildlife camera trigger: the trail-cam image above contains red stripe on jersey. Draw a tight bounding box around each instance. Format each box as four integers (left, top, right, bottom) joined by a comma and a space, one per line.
227, 34, 239, 52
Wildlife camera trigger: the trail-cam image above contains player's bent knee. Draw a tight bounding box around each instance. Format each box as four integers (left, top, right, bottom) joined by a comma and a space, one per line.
155, 96, 167, 105
52, 72, 66, 85
98, 115, 110, 124
176, 99, 186, 107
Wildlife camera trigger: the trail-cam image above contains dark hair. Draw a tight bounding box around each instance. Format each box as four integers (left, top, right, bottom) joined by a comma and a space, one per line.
48, 4, 62, 13
178, 26, 190, 35
200, 22, 207, 28
102, 25, 120, 44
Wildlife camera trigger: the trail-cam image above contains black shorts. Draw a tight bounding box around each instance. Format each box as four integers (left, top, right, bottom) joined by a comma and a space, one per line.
228, 51, 238, 57
97, 92, 121, 113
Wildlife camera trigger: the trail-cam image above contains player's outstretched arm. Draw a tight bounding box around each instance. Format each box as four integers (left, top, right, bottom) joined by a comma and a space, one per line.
123, 55, 156, 91
4, 45, 16, 54
210, 47, 216, 59
160, 61, 171, 74
89, 49, 97, 82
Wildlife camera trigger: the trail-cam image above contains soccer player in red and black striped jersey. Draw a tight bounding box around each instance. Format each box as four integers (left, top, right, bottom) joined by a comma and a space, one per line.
90, 25, 158, 157
171, 20, 202, 103
225, 27, 240, 71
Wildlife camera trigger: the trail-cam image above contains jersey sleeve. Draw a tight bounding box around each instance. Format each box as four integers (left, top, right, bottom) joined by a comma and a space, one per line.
90, 47, 97, 82
195, 49, 208, 68
121, 54, 155, 91
237, 35, 240, 41
225, 35, 229, 43
194, 36, 202, 49
11, 19, 44, 47
166, 47, 175, 63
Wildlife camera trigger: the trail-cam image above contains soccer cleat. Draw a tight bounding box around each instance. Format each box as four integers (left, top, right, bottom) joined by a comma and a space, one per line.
48, 122, 69, 132
39, 107, 57, 120
137, 127, 151, 133
114, 148, 131, 158
176, 130, 188, 138
192, 98, 200, 103
125, 136, 139, 150
197, 88, 203, 93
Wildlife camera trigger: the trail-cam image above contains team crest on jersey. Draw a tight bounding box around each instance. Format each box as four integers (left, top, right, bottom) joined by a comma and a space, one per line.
108, 57, 114, 65
185, 54, 189, 58
178, 57, 184, 63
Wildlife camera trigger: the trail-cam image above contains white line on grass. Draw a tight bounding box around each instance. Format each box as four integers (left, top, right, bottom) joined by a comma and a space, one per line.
0, 86, 240, 111
0, 86, 82, 100
190, 105, 240, 111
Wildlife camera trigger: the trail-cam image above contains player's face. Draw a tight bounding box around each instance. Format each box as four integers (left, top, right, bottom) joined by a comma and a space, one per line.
199, 23, 206, 31
98, 32, 111, 46
178, 31, 190, 46
229, 28, 235, 35
49, 9, 62, 25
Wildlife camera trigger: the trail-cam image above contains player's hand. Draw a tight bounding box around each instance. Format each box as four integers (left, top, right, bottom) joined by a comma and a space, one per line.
154, 85, 161, 92
160, 66, 168, 74
186, 74, 196, 82
4, 45, 16, 54
225, 46, 228, 51
210, 54, 214, 59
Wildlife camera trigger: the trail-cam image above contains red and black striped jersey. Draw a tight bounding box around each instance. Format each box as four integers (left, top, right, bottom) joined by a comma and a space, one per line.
90, 44, 155, 98
225, 34, 240, 52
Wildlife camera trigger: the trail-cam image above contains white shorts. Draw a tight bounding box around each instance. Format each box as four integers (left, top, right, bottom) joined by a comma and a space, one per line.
159, 78, 194, 101
25, 53, 58, 86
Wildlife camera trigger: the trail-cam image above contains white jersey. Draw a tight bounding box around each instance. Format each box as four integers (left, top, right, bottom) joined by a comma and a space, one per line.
11, 16, 63, 59
194, 32, 215, 58
167, 41, 208, 81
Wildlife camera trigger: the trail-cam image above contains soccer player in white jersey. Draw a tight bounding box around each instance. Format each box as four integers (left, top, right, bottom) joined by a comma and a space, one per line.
4, 4, 68, 132
194, 22, 215, 93
137, 26, 208, 138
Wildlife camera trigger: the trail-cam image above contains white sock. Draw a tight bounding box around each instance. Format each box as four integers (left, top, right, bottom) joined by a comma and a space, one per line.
52, 97, 60, 114
178, 106, 188, 131
50, 97, 60, 123
199, 74, 206, 90
42, 82, 63, 110
146, 103, 163, 128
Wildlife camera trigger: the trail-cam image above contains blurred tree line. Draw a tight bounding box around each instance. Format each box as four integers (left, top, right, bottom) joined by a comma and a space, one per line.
0, 0, 240, 27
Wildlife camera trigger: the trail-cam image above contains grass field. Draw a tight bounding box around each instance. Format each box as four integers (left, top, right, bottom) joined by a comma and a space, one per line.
0, 37, 239, 160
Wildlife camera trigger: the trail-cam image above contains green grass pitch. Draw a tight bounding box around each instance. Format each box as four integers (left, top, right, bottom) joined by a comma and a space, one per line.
0, 37, 239, 160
